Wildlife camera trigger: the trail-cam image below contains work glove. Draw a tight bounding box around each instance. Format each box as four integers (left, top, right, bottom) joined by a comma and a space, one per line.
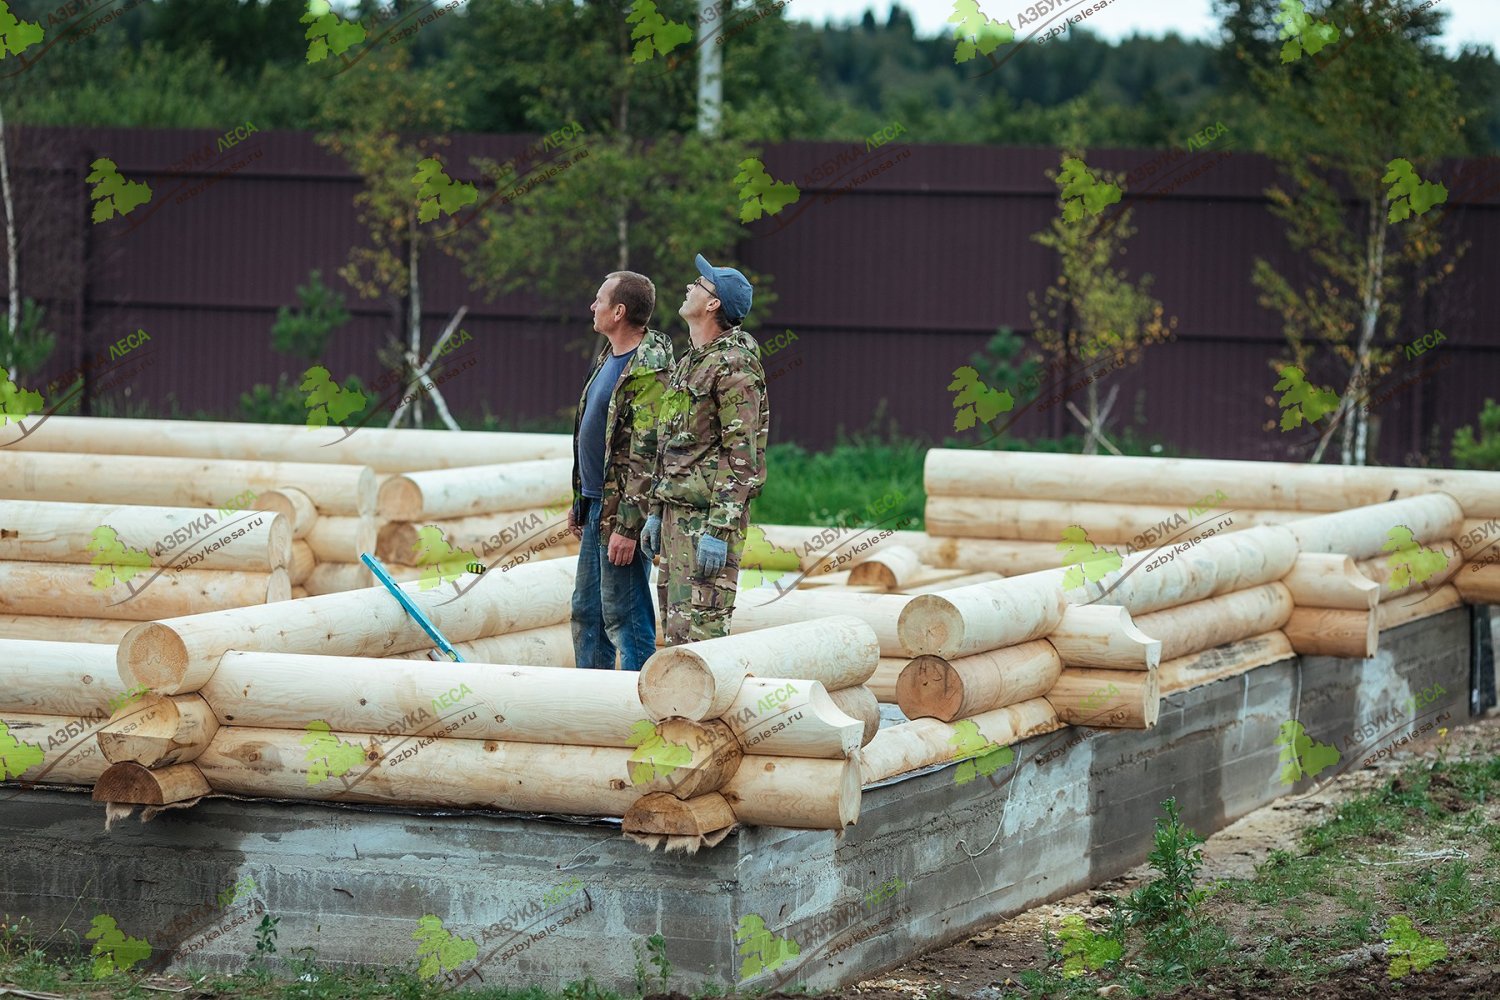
696, 534, 727, 578
641, 514, 662, 562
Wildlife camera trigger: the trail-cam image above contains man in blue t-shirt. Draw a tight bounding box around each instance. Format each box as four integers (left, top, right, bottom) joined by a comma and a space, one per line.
567, 271, 675, 670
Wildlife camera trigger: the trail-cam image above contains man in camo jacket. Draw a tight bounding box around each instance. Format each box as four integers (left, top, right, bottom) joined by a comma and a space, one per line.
640, 254, 769, 644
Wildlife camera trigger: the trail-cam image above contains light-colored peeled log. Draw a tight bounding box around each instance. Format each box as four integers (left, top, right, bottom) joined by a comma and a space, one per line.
924, 496, 1272, 543
757, 525, 929, 573
1041, 525, 1300, 616
1046, 668, 1159, 729
0, 415, 570, 473
857, 697, 1060, 784
1284, 494, 1465, 561
118, 558, 578, 695
91, 761, 210, 804
303, 561, 374, 595
869, 658, 907, 703
897, 641, 1063, 722
716, 679, 862, 758
902, 571, 1004, 595
897, 576, 1068, 658
639, 617, 878, 721
826, 686, 880, 745
623, 719, 741, 799
623, 791, 737, 837
0, 450, 376, 516
378, 459, 573, 521
918, 537, 1063, 576
287, 541, 314, 586
1457, 519, 1500, 556
308, 516, 377, 564
378, 508, 565, 565
0, 711, 114, 784
291, 587, 308, 599
1283, 607, 1377, 658
388, 624, 575, 668
1046, 605, 1161, 670
0, 500, 291, 572
97, 693, 218, 766
1282, 553, 1380, 610
922, 448, 1500, 519
1356, 540, 1462, 601
1131, 583, 1294, 662
253, 487, 318, 538
1158, 631, 1295, 694
1455, 561, 1500, 605
1376, 585, 1465, 631
201, 651, 638, 745
730, 590, 913, 657
0, 562, 289, 621
0, 639, 132, 715
847, 546, 922, 590
0, 615, 134, 644
719, 755, 860, 830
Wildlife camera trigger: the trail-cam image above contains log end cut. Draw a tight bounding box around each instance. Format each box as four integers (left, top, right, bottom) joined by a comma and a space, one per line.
118, 623, 191, 694
93, 761, 211, 804
622, 791, 737, 837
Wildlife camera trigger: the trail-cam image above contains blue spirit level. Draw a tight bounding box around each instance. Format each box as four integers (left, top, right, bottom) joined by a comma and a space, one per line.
359, 552, 466, 662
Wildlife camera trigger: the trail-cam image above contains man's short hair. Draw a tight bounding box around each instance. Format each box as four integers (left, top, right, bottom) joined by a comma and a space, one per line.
710, 303, 734, 332
605, 271, 655, 328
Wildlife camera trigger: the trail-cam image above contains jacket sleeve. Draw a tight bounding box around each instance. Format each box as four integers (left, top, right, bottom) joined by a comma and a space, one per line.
617, 366, 670, 539
704, 367, 767, 538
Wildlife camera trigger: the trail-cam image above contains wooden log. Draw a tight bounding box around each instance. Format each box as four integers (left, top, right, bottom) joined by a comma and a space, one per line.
757, 525, 929, 574
1456, 518, 1500, 557
621, 719, 742, 799
378, 459, 573, 521
1046, 604, 1161, 670
623, 791, 737, 837
291, 587, 308, 599
387, 624, 576, 668
917, 537, 1062, 576
0, 562, 290, 621
1283, 607, 1377, 658
896, 642, 1063, 723
1046, 667, 1159, 729
253, 487, 318, 539
1158, 631, 1295, 695
1356, 539, 1463, 601
719, 755, 860, 830
1282, 553, 1380, 610
0, 711, 114, 784
856, 697, 1060, 784
897, 576, 1068, 658
0, 639, 137, 716
97, 694, 219, 767
729, 590, 914, 657
901, 571, 1004, 595
847, 546, 923, 590
715, 679, 861, 758
91, 761, 211, 804
307, 516, 377, 564
868, 658, 907, 703
0, 615, 134, 644
377, 509, 572, 567
287, 541, 315, 586
200, 651, 639, 746
639, 617, 879, 721
922, 448, 1500, 519
0, 415, 572, 473
0, 500, 291, 572
826, 686, 880, 746
1455, 560, 1500, 605
303, 561, 374, 595
0, 450, 376, 516
1283, 494, 1465, 561
1131, 583, 1294, 662
118, 558, 577, 695
924, 496, 1278, 543
1376, 584, 1465, 631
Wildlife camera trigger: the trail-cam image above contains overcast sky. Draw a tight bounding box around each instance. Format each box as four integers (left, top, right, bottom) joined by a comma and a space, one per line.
780, 0, 1498, 55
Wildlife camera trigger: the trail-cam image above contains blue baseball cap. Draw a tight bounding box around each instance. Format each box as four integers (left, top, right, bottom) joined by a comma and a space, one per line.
695, 253, 753, 324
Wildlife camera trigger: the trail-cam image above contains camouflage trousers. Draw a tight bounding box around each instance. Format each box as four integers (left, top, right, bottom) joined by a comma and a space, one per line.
658, 504, 748, 645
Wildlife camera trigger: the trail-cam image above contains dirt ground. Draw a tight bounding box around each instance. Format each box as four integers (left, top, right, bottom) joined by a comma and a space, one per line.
806, 713, 1500, 1000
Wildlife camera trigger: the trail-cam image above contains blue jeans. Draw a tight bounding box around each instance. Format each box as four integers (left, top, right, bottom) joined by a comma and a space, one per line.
571, 497, 657, 671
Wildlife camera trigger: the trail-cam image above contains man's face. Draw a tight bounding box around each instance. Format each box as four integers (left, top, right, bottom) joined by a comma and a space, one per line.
591, 278, 621, 333
679, 274, 718, 323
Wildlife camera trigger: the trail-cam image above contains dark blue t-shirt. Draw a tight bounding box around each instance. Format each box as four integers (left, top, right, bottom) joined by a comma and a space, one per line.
579, 348, 637, 499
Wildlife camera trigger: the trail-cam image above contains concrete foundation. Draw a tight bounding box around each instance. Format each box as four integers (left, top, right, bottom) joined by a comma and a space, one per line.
0, 607, 1487, 993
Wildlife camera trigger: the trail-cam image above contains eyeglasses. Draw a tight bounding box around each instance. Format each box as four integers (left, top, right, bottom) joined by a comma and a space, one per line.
691, 277, 717, 297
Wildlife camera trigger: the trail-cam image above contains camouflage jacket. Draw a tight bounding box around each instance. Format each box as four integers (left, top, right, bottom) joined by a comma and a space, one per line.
570, 327, 675, 544
647, 326, 770, 538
